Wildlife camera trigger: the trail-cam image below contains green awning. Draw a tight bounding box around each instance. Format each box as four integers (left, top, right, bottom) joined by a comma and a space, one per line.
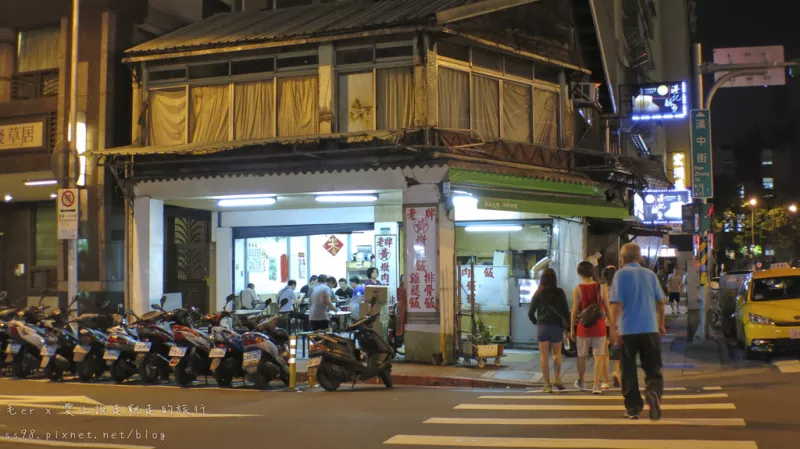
448, 168, 603, 197
477, 193, 628, 219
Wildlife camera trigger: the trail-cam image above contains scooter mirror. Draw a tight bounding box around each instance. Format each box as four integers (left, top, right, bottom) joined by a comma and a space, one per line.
151, 304, 160, 310
160, 295, 167, 308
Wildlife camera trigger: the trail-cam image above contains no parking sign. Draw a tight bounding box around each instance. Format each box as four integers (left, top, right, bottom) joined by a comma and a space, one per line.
57, 189, 79, 240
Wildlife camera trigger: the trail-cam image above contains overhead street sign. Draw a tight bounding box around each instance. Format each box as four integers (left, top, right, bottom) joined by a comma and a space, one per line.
713, 45, 786, 87
690, 110, 713, 199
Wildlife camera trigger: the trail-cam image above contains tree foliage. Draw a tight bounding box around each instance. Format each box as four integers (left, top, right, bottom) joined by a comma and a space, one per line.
713, 205, 796, 253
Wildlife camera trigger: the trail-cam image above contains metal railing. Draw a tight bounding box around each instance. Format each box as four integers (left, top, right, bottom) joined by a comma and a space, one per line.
11, 69, 59, 101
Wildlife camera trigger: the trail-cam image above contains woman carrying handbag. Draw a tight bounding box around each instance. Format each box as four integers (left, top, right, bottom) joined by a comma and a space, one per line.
528, 268, 571, 393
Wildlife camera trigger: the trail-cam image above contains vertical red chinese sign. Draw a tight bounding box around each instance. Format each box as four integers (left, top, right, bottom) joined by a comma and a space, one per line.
405, 206, 437, 313
374, 234, 398, 304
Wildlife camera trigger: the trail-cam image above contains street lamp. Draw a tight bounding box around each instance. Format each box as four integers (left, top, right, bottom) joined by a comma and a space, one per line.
790, 204, 798, 262
749, 198, 757, 259
790, 204, 797, 213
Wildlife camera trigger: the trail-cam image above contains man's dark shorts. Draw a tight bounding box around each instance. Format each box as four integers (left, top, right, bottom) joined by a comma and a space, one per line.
668, 292, 681, 303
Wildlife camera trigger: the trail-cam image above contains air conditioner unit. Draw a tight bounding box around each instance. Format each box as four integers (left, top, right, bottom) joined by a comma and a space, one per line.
574, 82, 599, 107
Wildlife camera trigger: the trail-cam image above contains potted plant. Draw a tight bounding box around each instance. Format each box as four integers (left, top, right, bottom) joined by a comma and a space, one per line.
468, 310, 504, 367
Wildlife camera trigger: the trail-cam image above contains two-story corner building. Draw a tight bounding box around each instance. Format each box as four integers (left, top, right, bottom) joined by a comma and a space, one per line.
0, 0, 221, 310
94, 0, 667, 362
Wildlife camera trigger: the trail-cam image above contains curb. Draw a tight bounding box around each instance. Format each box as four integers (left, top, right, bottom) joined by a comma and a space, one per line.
295, 371, 533, 389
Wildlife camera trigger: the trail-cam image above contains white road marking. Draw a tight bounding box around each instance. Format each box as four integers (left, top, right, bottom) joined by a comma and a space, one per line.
702, 386, 723, 391
478, 393, 728, 400
454, 403, 736, 411
384, 435, 758, 448
0, 438, 153, 449
773, 359, 800, 373
0, 395, 101, 410
424, 417, 747, 426
526, 386, 688, 393
55, 411, 261, 419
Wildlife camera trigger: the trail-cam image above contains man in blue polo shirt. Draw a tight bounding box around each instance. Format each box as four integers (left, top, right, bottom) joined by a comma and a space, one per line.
610, 243, 667, 421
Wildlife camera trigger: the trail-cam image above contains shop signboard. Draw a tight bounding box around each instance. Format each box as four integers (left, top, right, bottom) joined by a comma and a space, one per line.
623, 81, 688, 121
57, 189, 79, 240
375, 235, 398, 304
405, 205, 438, 313
460, 265, 509, 308
0, 121, 44, 151
323, 235, 344, 257
641, 189, 691, 225
298, 252, 307, 280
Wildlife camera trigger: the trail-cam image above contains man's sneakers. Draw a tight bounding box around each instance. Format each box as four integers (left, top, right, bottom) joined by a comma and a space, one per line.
592, 385, 603, 395
543, 384, 553, 393
646, 390, 662, 421
553, 378, 565, 391
574, 380, 586, 391
623, 411, 640, 420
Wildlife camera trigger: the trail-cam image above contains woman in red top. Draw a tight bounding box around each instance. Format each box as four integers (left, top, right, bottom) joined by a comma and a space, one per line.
570, 261, 611, 394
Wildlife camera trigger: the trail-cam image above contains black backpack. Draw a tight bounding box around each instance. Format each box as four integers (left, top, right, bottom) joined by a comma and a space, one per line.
577, 285, 603, 327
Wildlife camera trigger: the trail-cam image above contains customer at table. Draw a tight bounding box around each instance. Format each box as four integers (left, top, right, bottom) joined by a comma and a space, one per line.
300, 275, 318, 300
335, 278, 354, 299
309, 274, 339, 331
365, 267, 382, 286
240, 283, 259, 310
351, 276, 365, 298
278, 280, 298, 313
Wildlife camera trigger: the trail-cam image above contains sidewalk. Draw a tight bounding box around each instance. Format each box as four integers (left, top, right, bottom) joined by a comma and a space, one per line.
293, 311, 731, 388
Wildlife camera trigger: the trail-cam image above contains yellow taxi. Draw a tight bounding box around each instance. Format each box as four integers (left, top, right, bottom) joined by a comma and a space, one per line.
736, 267, 800, 359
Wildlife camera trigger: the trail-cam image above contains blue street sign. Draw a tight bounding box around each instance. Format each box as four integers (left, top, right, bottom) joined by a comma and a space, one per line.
690, 109, 713, 199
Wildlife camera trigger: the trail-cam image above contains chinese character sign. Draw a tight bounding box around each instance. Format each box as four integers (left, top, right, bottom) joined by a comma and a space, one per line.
459, 265, 510, 307
0, 122, 44, 151
405, 206, 437, 313
375, 235, 398, 304
322, 235, 344, 256
690, 109, 714, 199
629, 81, 688, 121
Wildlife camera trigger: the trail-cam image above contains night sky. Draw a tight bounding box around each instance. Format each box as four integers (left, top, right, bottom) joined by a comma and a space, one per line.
696, 0, 800, 151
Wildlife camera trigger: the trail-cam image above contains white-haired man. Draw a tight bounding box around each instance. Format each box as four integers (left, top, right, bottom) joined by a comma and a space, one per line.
610, 243, 667, 420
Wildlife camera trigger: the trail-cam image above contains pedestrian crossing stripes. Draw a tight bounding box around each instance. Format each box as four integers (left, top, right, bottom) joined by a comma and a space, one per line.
454, 403, 736, 411
527, 386, 689, 393
384, 385, 758, 449
773, 358, 800, 373
385, 435, 757, 449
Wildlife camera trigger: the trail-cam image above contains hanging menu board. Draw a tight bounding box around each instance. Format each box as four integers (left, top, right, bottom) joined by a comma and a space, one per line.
405, 206, 438, 313
375, 234, 398, 304
459, 265, 509, 308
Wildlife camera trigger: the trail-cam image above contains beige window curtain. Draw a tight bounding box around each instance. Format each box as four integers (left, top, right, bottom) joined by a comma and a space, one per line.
148, 88, 187, 147
534, 88, 558, 149
338, 72, 374, 132
278, 75, 319, 137
502, 82, 532, 143
17, 28, 59, 73
234, 80, 274, 140
437, 67, 469, 129
189, 85, 230, 144
377, 67, 414, 130
471, 75, 499, 140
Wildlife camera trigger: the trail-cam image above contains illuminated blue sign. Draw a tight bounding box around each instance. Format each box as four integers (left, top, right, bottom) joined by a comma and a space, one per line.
630, 81, 688, 121
641, 189, 691, 225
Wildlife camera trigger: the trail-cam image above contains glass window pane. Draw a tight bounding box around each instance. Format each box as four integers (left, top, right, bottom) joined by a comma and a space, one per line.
437, 41, 469, 62
232, 58, 274, 75
376, 46, 413, 59
472, 48, 503, 72
189, 84, 230, 144
505, 55, 533, 79
35, 205, 57, 266
149, 68, 187, 82
534, 88, 558, 148
277, 75, 319, 136
376, 67, 414, 130
188, 63, 229, 79
148, 88, 187, 146
276, 54, 319, 69
437, 68, 469, 129
471, 75, 499, 140
338, 72, 374, 132
336, 48, 373, 65
502, 82, 532, 142
234, 80, 274, 140
17, 28, 59, 72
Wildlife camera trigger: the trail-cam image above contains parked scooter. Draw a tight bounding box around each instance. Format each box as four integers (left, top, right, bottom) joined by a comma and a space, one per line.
308, 298, 394, 391
103, 314, 141, 383
4, 292, 51, 379
387, 303, 404, 356
39, 295, 82, 381
135, 297, 193, 384
169, 307, 214, 387
204, 295, 250, 387
241, 315, 291, 389
72, 312, 116, 382
0, 291, 21, 371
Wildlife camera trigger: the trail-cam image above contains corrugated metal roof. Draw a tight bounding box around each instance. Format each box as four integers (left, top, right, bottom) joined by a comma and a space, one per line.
445, 160, 599, 187
128, 0, 471, 55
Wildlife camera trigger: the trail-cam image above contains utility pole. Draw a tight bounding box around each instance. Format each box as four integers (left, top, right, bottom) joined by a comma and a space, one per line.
691, 42, 797, 340
65, 0, 80, 307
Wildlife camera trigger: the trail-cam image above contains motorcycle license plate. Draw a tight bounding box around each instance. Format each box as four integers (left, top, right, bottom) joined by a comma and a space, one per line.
169, 346, 187, 358
790, 329, 800, 339
73, 345, 90, 355
242, 350, 261, 368
103, 349, 120, 361
40, 346, 56, 357
307, 357, 322, 368
6, 344, 20, 355
134, 342, 152, 353
209, 348, 226, 358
